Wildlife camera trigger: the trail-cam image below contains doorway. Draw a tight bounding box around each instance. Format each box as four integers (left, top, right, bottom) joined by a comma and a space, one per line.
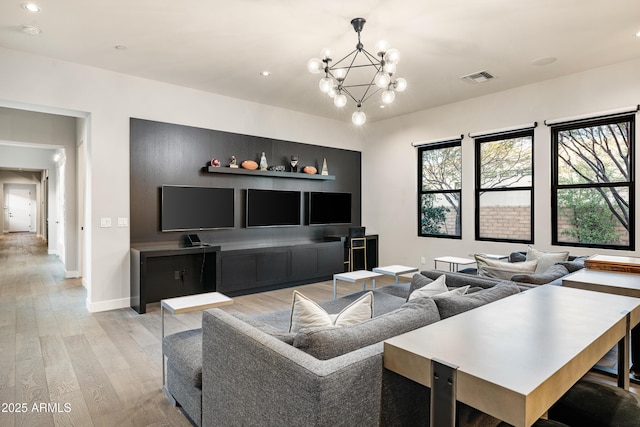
5, 184, 36, 233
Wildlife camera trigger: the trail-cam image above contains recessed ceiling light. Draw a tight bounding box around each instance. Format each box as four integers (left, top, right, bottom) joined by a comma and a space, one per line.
21, 25, 41, 35
260, 71, 271, 77
22, 3, 40, 12
532, 57, 557, 66
635, 31, 640, 38
114, 45, 127, 50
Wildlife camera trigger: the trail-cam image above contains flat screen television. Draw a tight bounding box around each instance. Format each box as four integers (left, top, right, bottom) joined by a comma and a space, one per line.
246, 189, 301, 227
161, 185, 235, 231
307, 191, 352, 225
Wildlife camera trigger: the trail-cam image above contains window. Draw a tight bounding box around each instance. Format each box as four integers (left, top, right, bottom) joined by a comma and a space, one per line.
475, 130, 534, 242
418, 141, 462, 238
552, 115, 635, 250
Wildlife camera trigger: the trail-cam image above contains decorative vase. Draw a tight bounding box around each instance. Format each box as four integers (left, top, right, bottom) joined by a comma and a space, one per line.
260, 152, 268, 171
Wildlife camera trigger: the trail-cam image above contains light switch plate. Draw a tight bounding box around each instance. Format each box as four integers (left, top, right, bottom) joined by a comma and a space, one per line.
117, 217, 128, 227
100, 217, 112, 228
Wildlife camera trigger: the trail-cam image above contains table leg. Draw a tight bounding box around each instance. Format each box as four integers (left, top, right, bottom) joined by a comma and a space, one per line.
395, 274, 399, 285
431, 358, 458, 427
333, 277, 337, 300
618, 315, 631, 390
362, 280, 366, 292
632, 324, 639, 377
372, 278, 376, 290
161, 304, 165, 386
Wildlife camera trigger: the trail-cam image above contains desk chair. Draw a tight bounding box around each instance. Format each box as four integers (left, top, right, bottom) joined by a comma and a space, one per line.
347, 227, 367, 271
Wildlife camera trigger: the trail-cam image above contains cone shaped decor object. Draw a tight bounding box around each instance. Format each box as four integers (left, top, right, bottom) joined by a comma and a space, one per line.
321, 158, 329, 176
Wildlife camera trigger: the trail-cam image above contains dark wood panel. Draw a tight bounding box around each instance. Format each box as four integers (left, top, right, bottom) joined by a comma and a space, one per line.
130, 118, 362, 247
219, 253, 258, 293
256, 250, 289, 284
290, 247, 318, 279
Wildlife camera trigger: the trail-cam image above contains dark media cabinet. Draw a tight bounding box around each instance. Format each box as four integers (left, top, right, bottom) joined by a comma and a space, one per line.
217, 240, 344, 295
130, 244, 221, 314
130, 240, 347, 313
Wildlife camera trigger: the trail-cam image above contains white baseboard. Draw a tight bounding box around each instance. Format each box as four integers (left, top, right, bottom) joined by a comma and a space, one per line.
65, 270, 80, 278
86, 297, 130, 313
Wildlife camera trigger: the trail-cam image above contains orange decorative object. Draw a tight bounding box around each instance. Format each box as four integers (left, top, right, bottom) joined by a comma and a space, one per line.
241, 160, 259, 170
303, 166, 317, 174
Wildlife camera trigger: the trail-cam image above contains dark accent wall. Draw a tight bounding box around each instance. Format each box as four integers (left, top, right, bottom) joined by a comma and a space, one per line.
130, 118, 362, 246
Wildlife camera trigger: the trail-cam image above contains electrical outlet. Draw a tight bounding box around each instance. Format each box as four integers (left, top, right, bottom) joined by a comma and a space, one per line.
420, 256, 426, 265
174, 271, 180, 280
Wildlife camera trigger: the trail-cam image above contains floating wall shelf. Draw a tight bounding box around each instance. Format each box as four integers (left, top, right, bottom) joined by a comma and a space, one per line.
205, 166, 335, 180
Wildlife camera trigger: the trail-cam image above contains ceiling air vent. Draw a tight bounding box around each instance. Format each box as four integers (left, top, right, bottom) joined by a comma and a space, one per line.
460, 70, 495, 84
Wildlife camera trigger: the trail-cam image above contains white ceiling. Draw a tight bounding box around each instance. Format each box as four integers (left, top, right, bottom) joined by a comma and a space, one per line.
0, 0, 639, 123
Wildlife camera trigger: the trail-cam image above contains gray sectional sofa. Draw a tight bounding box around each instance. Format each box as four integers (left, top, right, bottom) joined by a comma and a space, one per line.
163, 272, 523, 427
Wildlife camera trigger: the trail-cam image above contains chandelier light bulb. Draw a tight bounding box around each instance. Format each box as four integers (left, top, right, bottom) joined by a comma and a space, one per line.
307, 58, 324, 74
375, 39, 390, 54
384, 48, 400, 64
327, 87, 337, 98
374, 72, 391, 88
319, 77, 333, 93
394, 77, 407, 92
334, 93, 347, 108
381, 90, 396, 104
321, 48, 332, 59
333, 68, 347, 80
383, 62, 396, 75
352, 110, 367, 126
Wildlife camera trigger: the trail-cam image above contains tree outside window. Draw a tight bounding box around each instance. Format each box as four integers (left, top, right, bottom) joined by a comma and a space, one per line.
418, 141, 461, 238
552, 115, 634, 250
475, 130, 534, 242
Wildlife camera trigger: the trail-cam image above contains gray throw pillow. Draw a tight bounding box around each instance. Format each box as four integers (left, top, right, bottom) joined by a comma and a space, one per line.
432, 281, 520, 319
293, 297, 441, 360
556, 259, 585, 273
511, 264, 570, 285
509, 252, 527, 263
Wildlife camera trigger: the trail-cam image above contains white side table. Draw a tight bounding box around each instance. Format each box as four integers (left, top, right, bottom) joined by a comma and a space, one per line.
161, 292, 233, 401
333, 270, 383, 299
372, 265, 419, 285
433, 256, 475, 272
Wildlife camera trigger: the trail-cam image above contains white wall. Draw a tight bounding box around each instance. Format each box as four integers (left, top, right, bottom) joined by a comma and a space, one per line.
0, 46, 363, 312
364, 57, 640, 268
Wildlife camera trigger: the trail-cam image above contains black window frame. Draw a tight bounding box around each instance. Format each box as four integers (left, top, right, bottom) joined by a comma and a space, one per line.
551, 114, 635, 250
474, 129, 535, 244
417, 140, 462, 239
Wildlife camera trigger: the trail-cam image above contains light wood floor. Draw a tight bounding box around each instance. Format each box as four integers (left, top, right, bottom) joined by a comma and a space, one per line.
0, 233, 636, 427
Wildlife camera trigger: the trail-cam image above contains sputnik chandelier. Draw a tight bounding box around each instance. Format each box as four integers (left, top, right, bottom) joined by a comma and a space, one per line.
307, 17, 407, 125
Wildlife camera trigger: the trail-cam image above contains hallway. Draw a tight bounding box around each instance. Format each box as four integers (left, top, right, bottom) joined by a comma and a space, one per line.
0, 233, 192, 426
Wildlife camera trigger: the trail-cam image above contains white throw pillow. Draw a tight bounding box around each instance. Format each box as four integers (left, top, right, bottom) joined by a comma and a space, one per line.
525, 246, 570, 273
408, 274, 448, 301
475, 254, 538, 280
289, 290, 373, 333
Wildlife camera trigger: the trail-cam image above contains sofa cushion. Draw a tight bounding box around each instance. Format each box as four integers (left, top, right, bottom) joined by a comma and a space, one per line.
526, 246, 570, 273
475, 254, 538, 280
556, 258, 586, 273
289, 290, 373, 333
407, 273, 434, 299
408, 274, 448, 301
163, 328, 203, 388
293, 296, 441, 360
511, 264, 570, 285
432, 281, 521, 319
232, 312, 297, 344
